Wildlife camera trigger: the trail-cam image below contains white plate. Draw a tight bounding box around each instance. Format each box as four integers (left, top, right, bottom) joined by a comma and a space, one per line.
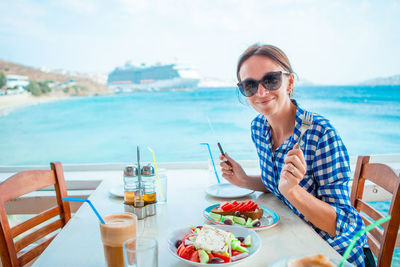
168, 225, 261, 266
206, 183, 254, 198
268, 256, 353, 267
109, 184, 124, 198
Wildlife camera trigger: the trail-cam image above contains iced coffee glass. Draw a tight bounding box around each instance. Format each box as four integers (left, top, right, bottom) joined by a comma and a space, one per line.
100, 213, 137, 267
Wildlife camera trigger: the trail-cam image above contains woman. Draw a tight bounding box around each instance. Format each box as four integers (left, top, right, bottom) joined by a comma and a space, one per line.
219, 44, 374, 267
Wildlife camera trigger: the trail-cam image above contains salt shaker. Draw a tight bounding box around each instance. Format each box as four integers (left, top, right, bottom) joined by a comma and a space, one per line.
123, 166, 138, 205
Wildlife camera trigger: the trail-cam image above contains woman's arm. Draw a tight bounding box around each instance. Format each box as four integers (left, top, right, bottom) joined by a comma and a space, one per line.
279, 145, 337, 236
281, 182, 337, 236
220, 153, 269, 192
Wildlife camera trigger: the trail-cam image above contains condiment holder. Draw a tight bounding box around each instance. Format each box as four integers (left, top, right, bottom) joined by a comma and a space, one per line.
123, 146, 157, 220
124, 204, 156, 220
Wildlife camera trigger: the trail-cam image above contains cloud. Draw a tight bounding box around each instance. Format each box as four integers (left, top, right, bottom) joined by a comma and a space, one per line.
0, 0, 399, 84
0, 0, 51, 41
52, 0, 97, 14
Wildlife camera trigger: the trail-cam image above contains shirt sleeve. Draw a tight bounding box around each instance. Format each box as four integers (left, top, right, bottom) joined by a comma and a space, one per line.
311, 128, 366, 259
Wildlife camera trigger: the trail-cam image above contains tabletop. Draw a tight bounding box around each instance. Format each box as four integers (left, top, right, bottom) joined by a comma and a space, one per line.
32, 168, 341, 267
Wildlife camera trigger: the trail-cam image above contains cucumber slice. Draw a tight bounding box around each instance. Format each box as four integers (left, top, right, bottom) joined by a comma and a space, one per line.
231, 240, 249, 253
233, 216, 246, 225
209, 212, 222, 222
245, 217, 253, 227
244, 235, 252, 247
198, 249, 209, 263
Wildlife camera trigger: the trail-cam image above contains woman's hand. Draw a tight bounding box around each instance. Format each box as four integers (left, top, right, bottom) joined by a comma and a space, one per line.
279, 144, 307, 196
219, 153, 248, 187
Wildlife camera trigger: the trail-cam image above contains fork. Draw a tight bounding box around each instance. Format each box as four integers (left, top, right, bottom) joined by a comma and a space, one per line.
297, 111, 313, 149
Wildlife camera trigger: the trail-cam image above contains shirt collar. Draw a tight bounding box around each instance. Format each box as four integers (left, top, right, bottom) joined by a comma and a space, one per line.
261, 100, 305, 151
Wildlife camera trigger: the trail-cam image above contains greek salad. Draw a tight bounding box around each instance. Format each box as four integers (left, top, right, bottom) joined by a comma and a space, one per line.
174, 225, 253, 264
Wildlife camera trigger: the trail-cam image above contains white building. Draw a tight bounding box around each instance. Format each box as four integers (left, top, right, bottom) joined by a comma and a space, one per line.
6, 75, 29, 89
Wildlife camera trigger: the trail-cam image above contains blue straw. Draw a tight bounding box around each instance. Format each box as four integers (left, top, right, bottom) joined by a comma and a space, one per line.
200, 142, 221, 184
62, 197, 105, 224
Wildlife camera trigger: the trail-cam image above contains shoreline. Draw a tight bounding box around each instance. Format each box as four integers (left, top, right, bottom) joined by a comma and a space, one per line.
0, 93, 69, 116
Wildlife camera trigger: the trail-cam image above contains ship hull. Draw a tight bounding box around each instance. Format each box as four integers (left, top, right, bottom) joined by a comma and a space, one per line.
109, 77, 199, 93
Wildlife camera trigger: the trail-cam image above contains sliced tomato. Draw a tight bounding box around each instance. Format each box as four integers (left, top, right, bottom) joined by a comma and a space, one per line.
221, 202, 235, 211
176, 242, 185, 256
182, 233, 194, 242
179, 245, 195, 260
222, 200, 240, 211
189, 250, 200, 262
229, 203, 239, 211
235, 202, 246, 211
240, 200, 255, 211
220, 203, 229, 211
240, 201, 253, 211
220, 202, 229, 209
248, 201, 258, 211
231, 250, 241, 256
213, 252, 230, 262
229, 204, 239, 211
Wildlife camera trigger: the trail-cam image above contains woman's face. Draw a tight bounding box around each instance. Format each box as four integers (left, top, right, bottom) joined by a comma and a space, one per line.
239, 55, 292, 116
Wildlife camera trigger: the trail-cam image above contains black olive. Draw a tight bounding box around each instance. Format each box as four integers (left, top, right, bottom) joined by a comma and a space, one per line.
237, 236, 245, 242
223, 219, 233, 225
234, 211, 241, 216
209, 257, 225, 263
175, 240, 182, 248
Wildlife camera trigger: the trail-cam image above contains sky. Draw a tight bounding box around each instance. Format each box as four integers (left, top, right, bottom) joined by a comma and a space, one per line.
0, 0, 399, 85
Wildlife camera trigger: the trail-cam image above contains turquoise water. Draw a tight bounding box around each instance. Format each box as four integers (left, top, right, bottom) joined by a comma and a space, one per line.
0, 85, 399, 165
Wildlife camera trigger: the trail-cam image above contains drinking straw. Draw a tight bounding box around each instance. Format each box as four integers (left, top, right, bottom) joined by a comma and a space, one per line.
207, 117, 218, 141
147, 146, 165, 201
200, 142, 221, 184
339, 215, 391, 267
62, 197, 105, 224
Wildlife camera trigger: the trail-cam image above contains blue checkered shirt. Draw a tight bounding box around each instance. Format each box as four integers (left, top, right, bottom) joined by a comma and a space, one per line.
251, 104, 368, 267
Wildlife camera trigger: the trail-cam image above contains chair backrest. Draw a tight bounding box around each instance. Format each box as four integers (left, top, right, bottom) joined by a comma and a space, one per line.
350, 156, 400, 267
0, 162, 71, 267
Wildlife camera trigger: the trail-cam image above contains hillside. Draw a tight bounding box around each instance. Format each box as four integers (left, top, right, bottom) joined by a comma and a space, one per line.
0, 60, 110, 94
360, 74, 400, 86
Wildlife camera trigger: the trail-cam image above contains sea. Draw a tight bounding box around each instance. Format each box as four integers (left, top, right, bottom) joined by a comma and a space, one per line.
0, 85, 399, 264
0, 85, 399, 165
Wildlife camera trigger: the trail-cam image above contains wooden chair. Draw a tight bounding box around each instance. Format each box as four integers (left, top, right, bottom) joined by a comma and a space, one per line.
0, 162, 71, 267
350, 156, 400, 267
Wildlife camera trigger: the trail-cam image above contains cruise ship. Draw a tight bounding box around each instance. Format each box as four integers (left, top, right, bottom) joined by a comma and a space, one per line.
107, 63, 200, 92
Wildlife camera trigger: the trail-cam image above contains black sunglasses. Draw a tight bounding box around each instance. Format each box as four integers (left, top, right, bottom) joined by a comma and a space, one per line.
237, 71, 290, 97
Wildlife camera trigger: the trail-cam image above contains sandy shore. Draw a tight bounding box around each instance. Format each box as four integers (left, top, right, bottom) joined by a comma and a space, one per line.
0, 93, 68, 116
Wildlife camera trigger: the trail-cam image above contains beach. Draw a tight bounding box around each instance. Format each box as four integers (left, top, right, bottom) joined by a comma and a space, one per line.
0, 92, 67, 116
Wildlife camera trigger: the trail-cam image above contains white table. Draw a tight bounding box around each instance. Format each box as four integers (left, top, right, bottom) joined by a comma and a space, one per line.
32, 168, 341, 266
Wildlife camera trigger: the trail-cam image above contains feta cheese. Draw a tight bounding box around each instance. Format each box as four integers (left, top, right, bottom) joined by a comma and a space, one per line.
193, 225, 230, 252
